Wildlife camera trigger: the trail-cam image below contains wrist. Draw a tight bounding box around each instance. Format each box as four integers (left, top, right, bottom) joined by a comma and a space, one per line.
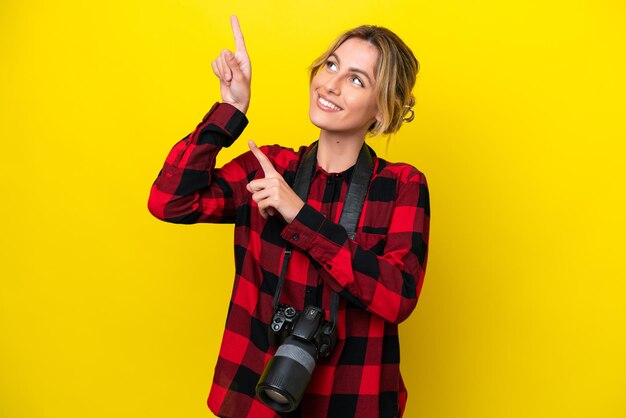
285, 201, 305, 224
232, 102, 249, 115
225, 95, 249, 114
221, 99, 249, 115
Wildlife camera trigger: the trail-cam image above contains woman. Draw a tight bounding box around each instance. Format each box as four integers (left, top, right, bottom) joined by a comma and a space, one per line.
148, 16, 430, 418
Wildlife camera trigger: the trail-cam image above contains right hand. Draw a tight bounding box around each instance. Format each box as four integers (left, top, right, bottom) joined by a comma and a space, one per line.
211, 15, 251, 114
246, 140, 305, 223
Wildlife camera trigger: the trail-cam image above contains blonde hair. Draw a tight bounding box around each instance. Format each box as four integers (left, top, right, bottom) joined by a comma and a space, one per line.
309, 25, 420, 136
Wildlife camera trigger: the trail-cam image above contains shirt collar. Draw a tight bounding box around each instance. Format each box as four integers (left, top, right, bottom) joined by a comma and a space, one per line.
314, 164, 355, 183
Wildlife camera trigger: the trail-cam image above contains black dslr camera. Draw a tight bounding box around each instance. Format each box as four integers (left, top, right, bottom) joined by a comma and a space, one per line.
256, 305, 337, 412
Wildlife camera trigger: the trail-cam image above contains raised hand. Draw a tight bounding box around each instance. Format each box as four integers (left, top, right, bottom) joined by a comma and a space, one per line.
211, 15, 251, 114
246, 140, 305, 223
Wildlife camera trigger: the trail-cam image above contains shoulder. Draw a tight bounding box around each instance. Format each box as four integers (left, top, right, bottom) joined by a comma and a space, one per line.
370, 156, 430, 213
256, 144, 307, 170
373, 155, 427, 186
239, 143, 312, 184
252, 144, 313, 178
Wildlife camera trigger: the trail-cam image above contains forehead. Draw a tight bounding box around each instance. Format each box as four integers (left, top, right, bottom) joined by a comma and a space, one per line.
332, 38, 379, 79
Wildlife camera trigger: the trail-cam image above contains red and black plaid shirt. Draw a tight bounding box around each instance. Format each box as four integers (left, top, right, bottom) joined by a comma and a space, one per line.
148, 103, 430, 418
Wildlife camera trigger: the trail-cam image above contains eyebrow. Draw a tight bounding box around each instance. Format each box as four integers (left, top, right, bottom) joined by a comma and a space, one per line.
330, 52, 374, 85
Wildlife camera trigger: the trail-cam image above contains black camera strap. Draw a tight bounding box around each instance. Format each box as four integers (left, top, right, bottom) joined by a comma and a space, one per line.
272, 141, 374, 328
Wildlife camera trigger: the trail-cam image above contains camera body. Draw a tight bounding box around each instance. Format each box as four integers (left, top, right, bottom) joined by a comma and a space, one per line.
256, 305, 337, 411
268, 304, 336, 357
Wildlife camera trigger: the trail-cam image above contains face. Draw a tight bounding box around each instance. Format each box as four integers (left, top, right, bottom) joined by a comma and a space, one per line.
309, 37, 381, 138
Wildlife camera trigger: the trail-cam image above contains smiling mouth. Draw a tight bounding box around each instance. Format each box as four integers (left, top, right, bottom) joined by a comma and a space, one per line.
317, 95, 343, 111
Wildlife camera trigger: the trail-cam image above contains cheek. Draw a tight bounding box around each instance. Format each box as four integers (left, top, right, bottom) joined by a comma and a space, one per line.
310, 71, 324, 90
309, 84, 317, 108
309, 78, 321, 101
366, 91, 380, 115
348, 92, 378, 116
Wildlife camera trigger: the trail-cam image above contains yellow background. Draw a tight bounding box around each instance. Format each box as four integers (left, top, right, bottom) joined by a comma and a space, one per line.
1, 0, 625, 417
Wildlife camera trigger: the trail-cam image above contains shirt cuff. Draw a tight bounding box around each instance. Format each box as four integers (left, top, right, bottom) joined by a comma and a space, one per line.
197, 102, 249, 147
280, 204, 326, 250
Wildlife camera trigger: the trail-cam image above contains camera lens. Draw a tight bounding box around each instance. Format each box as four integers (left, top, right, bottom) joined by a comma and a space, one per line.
263, 389, 289, 405
256, 336, 317, 412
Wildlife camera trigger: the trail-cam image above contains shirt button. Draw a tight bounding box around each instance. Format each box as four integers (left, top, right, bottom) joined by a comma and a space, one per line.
292, 233, 299, 241
326, 263, 332, 270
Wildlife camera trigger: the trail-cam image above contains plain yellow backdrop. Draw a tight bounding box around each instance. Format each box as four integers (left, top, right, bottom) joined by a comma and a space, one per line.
1, 0, 625, 417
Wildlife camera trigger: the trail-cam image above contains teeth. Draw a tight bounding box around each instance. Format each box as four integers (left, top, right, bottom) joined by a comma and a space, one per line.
319, 97, 341, 111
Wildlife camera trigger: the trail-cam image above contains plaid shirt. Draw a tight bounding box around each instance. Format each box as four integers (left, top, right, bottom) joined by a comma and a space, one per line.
148, 103, 430, 418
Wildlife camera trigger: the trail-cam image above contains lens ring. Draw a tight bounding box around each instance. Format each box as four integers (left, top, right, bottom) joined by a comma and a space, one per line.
275, 343, 316, 374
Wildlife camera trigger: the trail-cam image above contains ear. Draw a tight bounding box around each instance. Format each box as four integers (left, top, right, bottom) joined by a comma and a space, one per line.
375, 109, 383, 123
368, 107, 383, 132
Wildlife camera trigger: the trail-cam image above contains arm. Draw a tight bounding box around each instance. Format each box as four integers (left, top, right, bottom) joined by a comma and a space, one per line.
281, 169, 430, 324
147, 103, 250, 223
148, 16, 253, 223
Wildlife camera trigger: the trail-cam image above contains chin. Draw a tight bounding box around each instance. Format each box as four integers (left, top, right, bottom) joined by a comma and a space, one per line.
309, 114, 368, 138
309, 114, 339, 133
308, 108, 329, 131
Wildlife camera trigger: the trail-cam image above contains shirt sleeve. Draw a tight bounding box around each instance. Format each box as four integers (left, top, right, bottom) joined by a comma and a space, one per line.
147, 102, 250, 224
280, 169, 430, 324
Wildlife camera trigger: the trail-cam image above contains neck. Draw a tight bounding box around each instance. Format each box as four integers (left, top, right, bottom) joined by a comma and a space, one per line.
316, 131, 365, 173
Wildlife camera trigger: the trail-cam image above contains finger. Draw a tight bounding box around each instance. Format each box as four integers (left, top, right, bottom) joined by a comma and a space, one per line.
247, 181, 263, 193
224, 49, 245, 82
230, 15, 247, 53
212, 58, 227, 84
211, 59, 220, 79
257, 200, 276, 218
248, 177, 279, 193
248, 140, 278, 177
213, 55, 230, 85
257, 203, 268, 219
219, 50, 233, 81
250, 187, 273, 203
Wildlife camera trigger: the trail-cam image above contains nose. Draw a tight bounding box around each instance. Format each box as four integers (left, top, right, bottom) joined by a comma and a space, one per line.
324, 73, 341, 95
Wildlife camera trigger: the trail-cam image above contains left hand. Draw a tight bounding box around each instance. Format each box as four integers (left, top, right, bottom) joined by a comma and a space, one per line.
246, 140, 305, 223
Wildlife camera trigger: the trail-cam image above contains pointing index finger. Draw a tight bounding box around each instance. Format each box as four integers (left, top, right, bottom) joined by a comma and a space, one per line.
248, 140, 277, 177
230, 15, 247, 53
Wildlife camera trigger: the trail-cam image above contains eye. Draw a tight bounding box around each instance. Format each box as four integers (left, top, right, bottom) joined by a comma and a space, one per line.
325, 60, 338, 71
350, 75, 364, 87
